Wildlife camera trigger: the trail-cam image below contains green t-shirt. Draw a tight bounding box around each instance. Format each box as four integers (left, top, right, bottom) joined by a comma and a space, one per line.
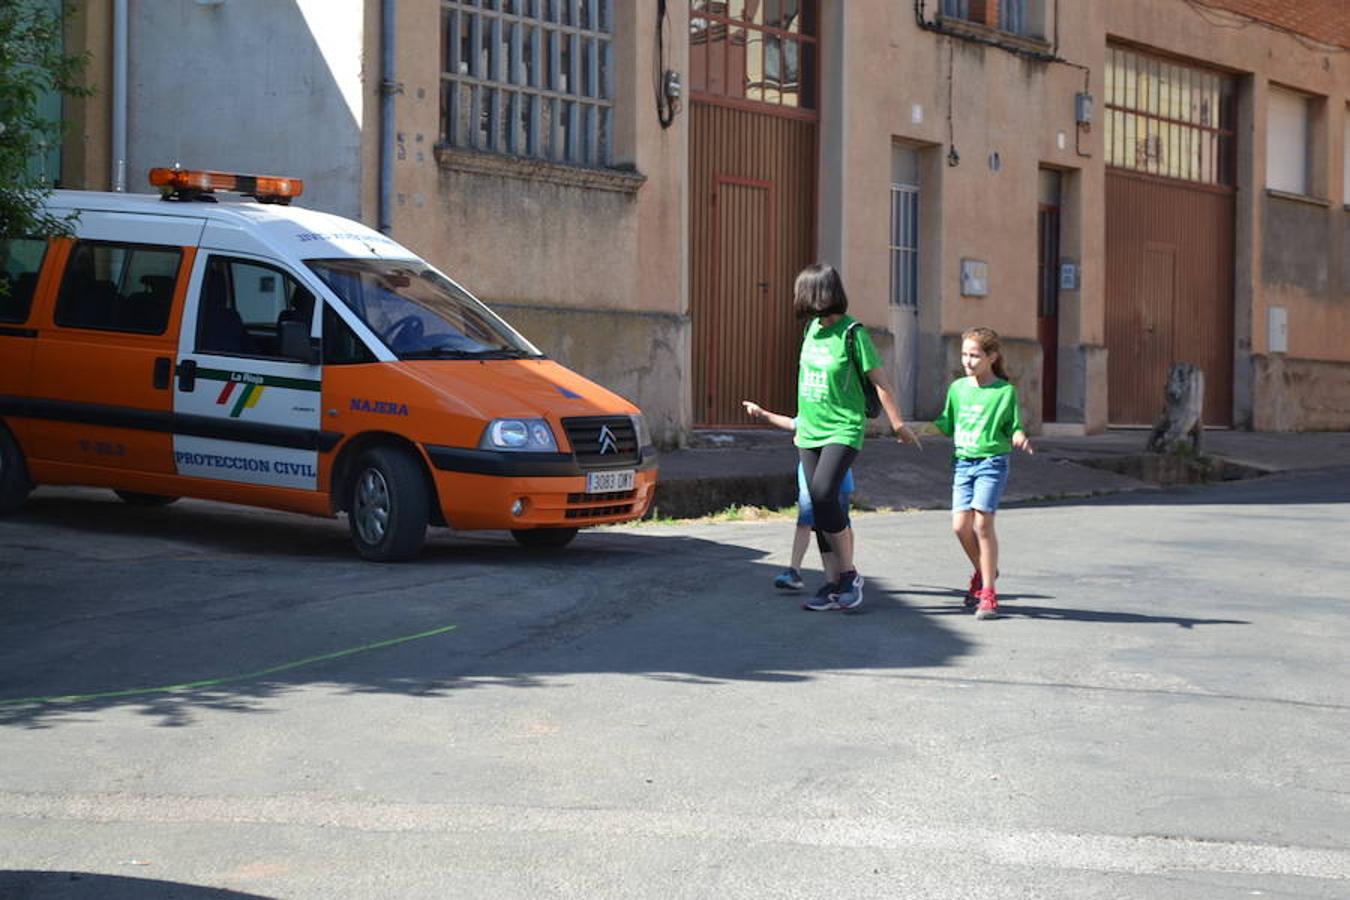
933, 377, 1024, 459
795, 315, 881, 451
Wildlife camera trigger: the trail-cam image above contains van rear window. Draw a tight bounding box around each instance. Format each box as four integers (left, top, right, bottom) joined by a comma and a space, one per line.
55, 241, 182, 335
0, 238, 48, 324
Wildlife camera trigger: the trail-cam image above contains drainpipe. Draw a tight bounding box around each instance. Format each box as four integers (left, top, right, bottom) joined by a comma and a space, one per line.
378, 0, 396, 234
111, 0, 128, 191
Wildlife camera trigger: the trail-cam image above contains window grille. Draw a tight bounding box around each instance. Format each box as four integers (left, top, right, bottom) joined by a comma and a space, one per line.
1105, 46, 1236, 187
440, 1, 614, 167
999, 0, 1023, 34
689, 1, 818, 114
889, 184, 920, 308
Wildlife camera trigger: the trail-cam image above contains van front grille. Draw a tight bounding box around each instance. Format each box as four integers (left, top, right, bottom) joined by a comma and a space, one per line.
562, 416, 639, 469
564, 489, 637, 520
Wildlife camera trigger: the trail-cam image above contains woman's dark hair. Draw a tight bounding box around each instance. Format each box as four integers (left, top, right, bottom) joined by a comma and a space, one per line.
793, 263, 848, 321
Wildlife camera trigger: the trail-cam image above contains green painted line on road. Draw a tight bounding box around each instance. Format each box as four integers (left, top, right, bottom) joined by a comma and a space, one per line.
0, 624, 458, 708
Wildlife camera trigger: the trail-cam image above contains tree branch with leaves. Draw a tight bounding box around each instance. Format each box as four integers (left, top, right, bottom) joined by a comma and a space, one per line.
0, 1, 89, 239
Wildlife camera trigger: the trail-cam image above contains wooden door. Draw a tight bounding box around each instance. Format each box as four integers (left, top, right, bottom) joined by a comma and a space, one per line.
688, 0, 819, 426
1105, 172, 1234, 425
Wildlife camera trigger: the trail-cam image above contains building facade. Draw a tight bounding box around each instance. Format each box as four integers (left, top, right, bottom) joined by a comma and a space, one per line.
56, 1, 1350, 442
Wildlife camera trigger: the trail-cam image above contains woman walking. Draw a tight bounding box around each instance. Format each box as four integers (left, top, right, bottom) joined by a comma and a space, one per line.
787, 263, 919, 611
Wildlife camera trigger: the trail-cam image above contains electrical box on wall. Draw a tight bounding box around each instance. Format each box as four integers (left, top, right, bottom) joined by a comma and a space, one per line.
1268, 306, 1288, 353
1075, 92, 1094, 125
960, 259, 989, 297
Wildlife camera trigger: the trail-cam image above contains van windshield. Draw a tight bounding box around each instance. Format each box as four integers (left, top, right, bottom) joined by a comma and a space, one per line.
306, 259, 543, 360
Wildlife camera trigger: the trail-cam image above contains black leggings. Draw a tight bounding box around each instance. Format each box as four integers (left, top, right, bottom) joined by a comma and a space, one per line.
799, 443, 858, 539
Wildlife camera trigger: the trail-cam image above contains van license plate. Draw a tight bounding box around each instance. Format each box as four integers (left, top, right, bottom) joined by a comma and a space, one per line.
587, 469, 635, 493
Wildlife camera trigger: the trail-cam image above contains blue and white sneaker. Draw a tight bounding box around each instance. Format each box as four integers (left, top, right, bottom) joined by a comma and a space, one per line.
802, 579, 840, 611
773, 567, 805, 591
830, 570, 864, 611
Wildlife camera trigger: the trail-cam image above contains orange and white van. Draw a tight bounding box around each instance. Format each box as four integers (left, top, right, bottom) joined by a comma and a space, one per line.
0, 169, 656, 560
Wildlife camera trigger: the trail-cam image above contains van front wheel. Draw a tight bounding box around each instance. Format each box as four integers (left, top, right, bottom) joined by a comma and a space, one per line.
511, 527, 579, 549
348, 446, 429, 562
0, 426, 33, 515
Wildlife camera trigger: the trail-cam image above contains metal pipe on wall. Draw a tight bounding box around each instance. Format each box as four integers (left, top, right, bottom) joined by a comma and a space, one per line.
111, 0, 128, 191
379, 0, 396, 233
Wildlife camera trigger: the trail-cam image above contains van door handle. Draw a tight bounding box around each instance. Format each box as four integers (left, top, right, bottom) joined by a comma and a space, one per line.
153, 356, 172, 390
176, 359, 198, 392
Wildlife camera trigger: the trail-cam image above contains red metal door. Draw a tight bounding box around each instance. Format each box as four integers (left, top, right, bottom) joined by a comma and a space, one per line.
1037, 203, 1060, 422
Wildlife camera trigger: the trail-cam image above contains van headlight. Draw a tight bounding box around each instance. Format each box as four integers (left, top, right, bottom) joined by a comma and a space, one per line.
480, 418, 558, 452
630, 413, 652, 447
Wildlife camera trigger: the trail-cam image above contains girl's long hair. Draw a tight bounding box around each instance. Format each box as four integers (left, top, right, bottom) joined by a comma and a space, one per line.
793, 263, 849, 322
962, 326, 1010, 380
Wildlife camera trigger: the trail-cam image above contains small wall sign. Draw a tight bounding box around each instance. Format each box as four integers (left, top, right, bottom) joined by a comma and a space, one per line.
960, 259, 989, 297
1058, 261, 1079, 291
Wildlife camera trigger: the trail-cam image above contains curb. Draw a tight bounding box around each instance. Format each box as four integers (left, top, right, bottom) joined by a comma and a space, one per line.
649, 471, 796, 520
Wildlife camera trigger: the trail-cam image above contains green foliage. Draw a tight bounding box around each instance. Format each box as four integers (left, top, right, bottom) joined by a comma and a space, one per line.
0, 1, 89, 238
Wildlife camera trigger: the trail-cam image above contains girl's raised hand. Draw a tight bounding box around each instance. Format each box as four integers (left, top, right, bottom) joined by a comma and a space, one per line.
741, 400, 763, 420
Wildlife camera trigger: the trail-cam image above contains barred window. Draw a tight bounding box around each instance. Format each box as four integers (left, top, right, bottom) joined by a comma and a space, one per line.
440, 1, 614, 167
1105, 46, 1236, 187
889, 144, 920, 309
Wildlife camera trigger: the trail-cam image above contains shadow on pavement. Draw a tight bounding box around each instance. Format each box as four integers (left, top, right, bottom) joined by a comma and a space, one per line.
1, 491, 975, 729
882, 586, 1249, 629
0, 871, 272, 899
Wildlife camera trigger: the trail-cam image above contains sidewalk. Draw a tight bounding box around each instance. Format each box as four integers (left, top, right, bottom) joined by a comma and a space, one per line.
649, 427, 1350, 519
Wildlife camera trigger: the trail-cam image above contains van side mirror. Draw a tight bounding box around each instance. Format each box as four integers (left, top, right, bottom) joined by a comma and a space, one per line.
279, 319, 320, 364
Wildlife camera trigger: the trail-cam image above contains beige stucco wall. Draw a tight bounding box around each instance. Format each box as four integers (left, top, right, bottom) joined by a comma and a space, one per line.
387, 3, 690, 446
820, 0, 1107, 431
61, 0, 112, 191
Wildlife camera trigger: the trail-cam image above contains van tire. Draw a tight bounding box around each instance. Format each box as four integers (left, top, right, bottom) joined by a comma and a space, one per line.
0, 425, 33, 515
114, 490, 179, 507
511, 527, 579, 549
348, 445, 429, 562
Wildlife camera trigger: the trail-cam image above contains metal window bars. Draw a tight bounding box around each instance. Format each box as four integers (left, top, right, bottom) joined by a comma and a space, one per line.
441, 1, 614, 167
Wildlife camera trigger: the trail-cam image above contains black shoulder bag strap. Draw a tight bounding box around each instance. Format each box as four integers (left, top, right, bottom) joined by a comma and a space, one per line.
846, 322, 881, 418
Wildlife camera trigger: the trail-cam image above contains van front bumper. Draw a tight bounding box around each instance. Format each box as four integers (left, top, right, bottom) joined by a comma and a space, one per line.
423, 443, 657, 530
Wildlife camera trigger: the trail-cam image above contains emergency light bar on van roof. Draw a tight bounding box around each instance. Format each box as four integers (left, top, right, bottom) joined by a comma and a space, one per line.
148, 167, 304, 204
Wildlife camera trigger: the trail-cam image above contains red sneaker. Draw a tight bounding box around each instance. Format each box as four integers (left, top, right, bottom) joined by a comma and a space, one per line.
974, 587, 999, 620
963, 571, 982, 608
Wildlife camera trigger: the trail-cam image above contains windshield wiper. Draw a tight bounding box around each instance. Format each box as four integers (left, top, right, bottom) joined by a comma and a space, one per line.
467, 348, 538, 359
399, 348, 477, 359
399, 347, 539, 360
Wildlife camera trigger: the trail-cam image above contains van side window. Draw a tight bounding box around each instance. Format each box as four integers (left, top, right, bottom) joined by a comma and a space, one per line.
54, 241, 181, 334
323, 303, 377, 365
0, 238, 48, 324
196, 255, 315, 359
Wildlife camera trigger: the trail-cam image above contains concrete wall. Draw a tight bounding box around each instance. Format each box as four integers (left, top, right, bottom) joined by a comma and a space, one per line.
389, 2, 690, 447
123, 0, 366, 217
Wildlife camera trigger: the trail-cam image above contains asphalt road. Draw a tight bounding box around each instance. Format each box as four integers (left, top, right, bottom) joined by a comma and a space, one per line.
1, 470, 1348, 899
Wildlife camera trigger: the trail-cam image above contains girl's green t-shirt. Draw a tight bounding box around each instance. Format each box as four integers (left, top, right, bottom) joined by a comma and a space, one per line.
933, 377, 1024, 458
795, 315, 881, 451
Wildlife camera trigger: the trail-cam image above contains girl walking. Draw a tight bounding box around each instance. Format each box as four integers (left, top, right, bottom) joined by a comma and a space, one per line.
932, 327, 1033, 620
740, 400, 854, 594
785, 263, 919, 612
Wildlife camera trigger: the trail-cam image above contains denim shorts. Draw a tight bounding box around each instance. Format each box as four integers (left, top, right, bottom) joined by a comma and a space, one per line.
797, 464, 853, 528
952, 454, 1010, 513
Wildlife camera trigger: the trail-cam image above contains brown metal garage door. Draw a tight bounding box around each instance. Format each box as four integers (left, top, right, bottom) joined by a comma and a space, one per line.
1105, 172, 1234, 425
1103, 46, 1236, 425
